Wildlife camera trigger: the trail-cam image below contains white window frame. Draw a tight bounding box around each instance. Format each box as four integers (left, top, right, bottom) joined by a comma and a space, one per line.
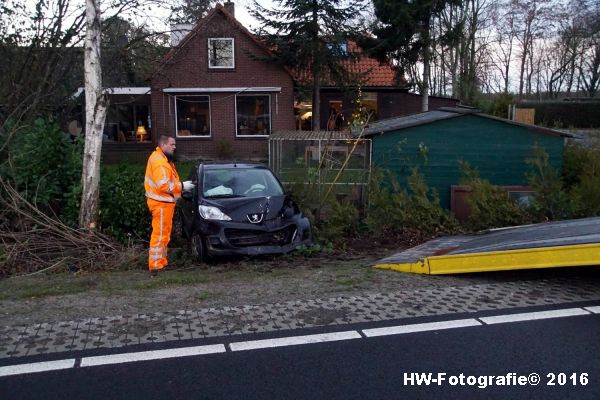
208, 38, 235, 69
174, 95, 212, 138
235, 94, 272, 138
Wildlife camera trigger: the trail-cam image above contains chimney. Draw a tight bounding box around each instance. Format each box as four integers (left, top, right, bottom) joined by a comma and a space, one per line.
224, 1, 235, 17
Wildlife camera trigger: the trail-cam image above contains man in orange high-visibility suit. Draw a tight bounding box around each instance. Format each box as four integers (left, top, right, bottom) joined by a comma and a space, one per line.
144, 135, 194, 275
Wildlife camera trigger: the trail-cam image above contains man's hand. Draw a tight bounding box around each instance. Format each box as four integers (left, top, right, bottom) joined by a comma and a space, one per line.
182, 181, 195, 191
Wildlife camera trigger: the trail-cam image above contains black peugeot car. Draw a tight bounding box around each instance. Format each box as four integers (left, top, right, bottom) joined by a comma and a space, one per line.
178, 162, 313, 261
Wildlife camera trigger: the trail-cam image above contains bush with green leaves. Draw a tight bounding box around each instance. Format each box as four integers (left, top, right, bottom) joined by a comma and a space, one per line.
317, 197, 360, 243
366, 168, 459, 235
0, 118, 82, 224
459, 162, 531, 230
568, 144, 600, 217
526, 146, 573, 220
478, 92, 515, 119
562, 143, 588, 190
99, 163, 150, 243
285, 181, 359, 245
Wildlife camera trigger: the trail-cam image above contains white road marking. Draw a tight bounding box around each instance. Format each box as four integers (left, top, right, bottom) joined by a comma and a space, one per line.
583, 306, 600, 314
2, 305, 599, 376
0, 359, 75, 377
479, 308, 590, 325
229, 331, 362, 351
80, 344, 226, 367
362, 318, 482, 337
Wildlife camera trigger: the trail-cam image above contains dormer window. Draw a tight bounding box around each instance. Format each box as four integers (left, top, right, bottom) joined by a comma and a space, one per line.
326, 41, 348, 57
208, 38, 234, 68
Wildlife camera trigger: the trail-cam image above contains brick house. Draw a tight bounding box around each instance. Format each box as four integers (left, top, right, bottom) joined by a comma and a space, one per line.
150, 2, 296, 160
100, 2, 459, 162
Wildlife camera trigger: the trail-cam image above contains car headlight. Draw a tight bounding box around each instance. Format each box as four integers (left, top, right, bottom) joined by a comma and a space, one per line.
199, 205, 232, 221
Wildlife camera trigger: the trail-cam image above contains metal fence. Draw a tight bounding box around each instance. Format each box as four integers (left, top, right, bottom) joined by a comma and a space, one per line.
269, 130, 371, 205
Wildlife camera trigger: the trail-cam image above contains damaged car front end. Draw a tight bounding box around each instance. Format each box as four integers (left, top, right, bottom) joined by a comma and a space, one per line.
179, 163, 312, 261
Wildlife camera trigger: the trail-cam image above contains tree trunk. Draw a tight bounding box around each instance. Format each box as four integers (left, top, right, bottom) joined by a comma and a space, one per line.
312, 75, 321, 130
421, 17, 431, 112
310, 1, 320, 130
79, 0, 108, 230
518, 41, 528, 99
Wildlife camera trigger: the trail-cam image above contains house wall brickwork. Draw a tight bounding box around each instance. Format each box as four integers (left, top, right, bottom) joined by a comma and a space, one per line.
150, 7, 295, 161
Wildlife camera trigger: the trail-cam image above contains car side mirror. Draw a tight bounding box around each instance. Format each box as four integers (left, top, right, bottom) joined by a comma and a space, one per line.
182, 190, 193, 201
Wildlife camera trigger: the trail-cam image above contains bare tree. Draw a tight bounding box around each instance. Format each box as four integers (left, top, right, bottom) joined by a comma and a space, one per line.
489, 2, 518, 93
80, 0, 109, 230
427, 0, 495, 103
576, 0, 600, 97
0, 0, 86, 133
512, 0, 554, 99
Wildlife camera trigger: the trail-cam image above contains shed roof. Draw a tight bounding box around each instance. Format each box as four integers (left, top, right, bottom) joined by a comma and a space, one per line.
270, 130, 366, 141
363, 107, 572, 138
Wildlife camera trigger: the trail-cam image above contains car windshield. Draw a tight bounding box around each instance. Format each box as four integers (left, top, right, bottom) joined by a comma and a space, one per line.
202, 168, 284, 198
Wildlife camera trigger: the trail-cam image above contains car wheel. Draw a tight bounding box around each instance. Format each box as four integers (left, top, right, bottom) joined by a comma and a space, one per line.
190, 233, 206, 263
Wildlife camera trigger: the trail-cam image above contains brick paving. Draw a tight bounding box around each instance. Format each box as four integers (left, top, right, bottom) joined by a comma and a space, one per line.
1, 272, 598, 359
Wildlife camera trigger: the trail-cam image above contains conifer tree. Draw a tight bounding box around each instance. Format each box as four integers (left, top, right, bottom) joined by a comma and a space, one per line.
365, 0, 462, 111
250, 0, 367, 130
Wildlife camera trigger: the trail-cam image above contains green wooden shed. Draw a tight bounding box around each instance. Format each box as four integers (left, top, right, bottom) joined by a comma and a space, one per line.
364, 107, 570, 219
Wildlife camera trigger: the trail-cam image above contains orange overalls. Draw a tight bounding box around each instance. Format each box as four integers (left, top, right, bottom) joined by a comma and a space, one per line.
144, 147, 182, 271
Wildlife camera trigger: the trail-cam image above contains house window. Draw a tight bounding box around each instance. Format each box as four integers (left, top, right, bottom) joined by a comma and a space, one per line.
327, 101, 345, 131
326, 41, 348, 57
363, 92, 378, 121
236, 95, 271, 136
208, 38, 234, 68
175, 95, 211, 137
103, 104, 150, 142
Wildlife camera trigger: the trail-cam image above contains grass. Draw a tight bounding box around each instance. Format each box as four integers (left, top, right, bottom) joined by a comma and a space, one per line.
0, 269, 214, 300
0, 261, 297, 301
335, 277, 356, 287
133, 271, 211, 290
0, 275, 99, 300
0, 248, 388, 302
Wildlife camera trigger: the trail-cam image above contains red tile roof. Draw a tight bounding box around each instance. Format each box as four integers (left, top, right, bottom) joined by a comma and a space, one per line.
155, 5, 398, 88
334, 41, 397, 87
291, 40, 399, 88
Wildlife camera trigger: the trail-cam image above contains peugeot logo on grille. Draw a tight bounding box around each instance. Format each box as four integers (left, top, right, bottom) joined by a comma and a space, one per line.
247, 213, 264, 224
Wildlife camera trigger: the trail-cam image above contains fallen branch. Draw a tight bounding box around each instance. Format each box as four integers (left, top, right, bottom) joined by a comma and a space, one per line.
0, 178, 142, 278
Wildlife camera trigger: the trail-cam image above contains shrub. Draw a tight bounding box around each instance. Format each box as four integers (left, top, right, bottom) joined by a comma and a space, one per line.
569, 145, 600, 217
365, 169, 401, 234
317, 197, 360, 243
99, 163, 150, 243
366, 168, 459, 234
479, 92, 515, 118
459, 162, 531, 230
285, 181, 359, 245
0, 118, 82, 224
562, 143, 588, 190
526, 146, 573, 220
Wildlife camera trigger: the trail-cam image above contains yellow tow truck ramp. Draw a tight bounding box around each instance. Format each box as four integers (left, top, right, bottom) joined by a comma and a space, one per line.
374, 217, 600, 274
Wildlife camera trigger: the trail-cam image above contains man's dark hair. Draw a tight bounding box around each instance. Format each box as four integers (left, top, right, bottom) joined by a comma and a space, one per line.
158, 134, 174, 145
